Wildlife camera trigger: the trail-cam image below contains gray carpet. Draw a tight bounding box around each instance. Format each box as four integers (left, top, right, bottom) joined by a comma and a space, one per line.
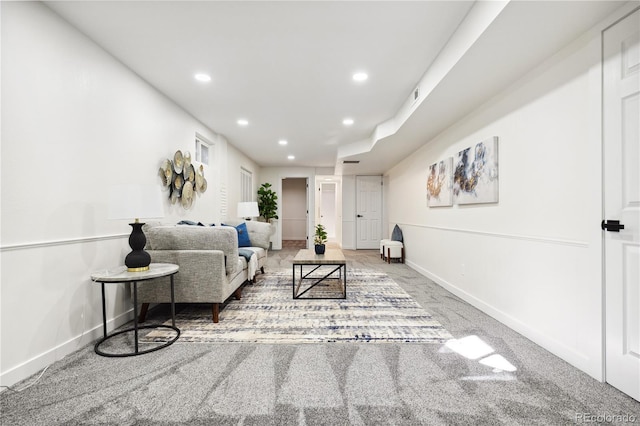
1, 248, 638, 425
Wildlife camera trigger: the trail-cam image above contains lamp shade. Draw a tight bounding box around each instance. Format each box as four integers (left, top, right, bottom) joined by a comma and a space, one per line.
108, 184, 164, 221
108, 184, 164, 272
237, 201, 259, 219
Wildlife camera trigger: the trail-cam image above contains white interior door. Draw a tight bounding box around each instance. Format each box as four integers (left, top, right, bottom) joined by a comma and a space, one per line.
603, 8, 640, 402
356, 175, 382, 249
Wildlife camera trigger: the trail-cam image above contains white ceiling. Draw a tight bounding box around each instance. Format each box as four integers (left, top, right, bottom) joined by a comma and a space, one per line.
45, 1, 627, 175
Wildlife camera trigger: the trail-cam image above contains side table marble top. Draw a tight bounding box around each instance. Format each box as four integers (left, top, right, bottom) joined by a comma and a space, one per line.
91, 263, 179, 282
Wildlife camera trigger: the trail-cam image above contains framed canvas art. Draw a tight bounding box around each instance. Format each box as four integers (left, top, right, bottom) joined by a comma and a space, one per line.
453, 137, 499, 204
427, 157, 453, 207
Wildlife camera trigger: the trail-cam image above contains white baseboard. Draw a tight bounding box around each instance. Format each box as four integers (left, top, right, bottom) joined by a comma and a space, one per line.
406, 259, 603, 382
0, 309, 133, 389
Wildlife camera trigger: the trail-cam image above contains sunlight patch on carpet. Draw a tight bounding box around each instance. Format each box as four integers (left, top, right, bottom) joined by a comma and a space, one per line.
143, 269, 452, 344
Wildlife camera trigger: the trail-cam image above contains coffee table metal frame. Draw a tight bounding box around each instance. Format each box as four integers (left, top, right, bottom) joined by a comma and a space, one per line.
91, 263, 180, 357
292, 249, 347, 299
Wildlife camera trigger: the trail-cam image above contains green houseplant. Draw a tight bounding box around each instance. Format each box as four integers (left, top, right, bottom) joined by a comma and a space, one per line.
314, 223, 328, 255
257, 182, 278, 222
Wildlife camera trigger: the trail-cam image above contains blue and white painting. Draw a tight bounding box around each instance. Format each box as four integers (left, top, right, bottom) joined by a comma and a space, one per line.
453, 137, 499, 205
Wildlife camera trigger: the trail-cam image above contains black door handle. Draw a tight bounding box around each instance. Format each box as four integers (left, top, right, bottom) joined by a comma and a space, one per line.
357, 214, 363, 218
602, 220, 625, 232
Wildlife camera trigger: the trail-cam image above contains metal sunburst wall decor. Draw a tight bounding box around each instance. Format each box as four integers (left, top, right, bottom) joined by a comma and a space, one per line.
159, 150, 207, 209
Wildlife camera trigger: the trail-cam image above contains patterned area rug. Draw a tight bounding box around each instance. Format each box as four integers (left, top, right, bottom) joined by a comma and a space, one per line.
143, 269, 452, 344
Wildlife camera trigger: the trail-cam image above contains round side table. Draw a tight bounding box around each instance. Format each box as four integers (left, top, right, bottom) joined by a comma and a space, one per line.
90, 263, 180, 357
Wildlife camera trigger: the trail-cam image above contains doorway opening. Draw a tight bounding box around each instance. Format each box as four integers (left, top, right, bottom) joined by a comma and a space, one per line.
281, 178, 309, 249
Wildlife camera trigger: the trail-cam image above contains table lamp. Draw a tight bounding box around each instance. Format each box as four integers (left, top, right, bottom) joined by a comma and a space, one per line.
109, 184, 164, 272
237, 201, 259, 220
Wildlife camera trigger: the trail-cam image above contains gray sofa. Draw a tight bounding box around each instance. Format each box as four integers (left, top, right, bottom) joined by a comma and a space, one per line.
137, 221, 272, 323
224, 219, 273, 280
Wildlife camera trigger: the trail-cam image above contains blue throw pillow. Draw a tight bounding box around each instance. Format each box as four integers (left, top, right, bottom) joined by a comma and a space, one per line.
235, 222, 252, 247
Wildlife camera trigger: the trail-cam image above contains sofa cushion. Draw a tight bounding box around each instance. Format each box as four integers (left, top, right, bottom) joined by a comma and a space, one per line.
238, 248, 254, 262
243, 247, 266, 261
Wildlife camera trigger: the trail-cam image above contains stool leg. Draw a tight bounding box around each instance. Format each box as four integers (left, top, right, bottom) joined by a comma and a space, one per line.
387, 248, 391, 264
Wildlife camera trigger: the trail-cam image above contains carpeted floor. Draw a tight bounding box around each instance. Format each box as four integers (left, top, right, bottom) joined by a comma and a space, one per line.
1, 248, 638, 425
142, 269, 452, 344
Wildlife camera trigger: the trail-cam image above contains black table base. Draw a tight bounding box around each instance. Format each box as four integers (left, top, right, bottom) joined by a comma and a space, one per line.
94, 324, 180, 357
95, 273, 179, 357
293, 263, 347, 299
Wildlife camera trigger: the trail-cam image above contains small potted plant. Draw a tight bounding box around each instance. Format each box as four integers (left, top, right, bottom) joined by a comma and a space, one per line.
314, 223, 328, 255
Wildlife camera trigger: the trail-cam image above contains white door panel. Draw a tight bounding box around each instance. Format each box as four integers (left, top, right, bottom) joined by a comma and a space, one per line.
604, 8, 640, 402
356, 176, 382, 249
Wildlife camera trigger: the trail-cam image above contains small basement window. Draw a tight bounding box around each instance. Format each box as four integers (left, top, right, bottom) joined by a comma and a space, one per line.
195, 134, 213, 165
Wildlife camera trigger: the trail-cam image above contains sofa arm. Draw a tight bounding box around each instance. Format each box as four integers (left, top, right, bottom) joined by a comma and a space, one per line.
139, 249, 231, 303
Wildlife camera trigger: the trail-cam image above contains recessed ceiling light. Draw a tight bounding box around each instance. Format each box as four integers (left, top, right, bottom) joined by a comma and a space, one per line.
343, 118, 354, 126
278, 140, 288, 145
287, 155, 295, 160
352, 72, 368, 82
237, 119, 249, 126
194, 73, 211, 82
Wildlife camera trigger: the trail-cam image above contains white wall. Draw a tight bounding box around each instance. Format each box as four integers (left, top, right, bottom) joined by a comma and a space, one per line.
221, 141, 260, 222
385, 12, 621, 380
0, 2, 257, 386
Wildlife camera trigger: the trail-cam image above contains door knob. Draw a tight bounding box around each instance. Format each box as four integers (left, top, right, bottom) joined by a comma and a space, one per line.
357, 214, 363, 218
601, 219, 625, 232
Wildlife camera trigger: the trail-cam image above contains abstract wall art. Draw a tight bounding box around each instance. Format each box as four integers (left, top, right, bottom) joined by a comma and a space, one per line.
159, 150, 207, 209
453, 137, 499, 205
427, 157, 453, 207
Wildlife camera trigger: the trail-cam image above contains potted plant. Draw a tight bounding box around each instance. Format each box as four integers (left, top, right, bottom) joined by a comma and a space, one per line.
314, 223, 328, 255
257, 182, 279, 223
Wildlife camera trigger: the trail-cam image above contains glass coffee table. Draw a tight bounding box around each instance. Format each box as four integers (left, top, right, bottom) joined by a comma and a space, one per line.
292, 249, 346, 299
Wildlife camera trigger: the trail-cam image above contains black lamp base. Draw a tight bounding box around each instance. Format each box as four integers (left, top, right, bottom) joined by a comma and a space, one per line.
125, 222, 151, 272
